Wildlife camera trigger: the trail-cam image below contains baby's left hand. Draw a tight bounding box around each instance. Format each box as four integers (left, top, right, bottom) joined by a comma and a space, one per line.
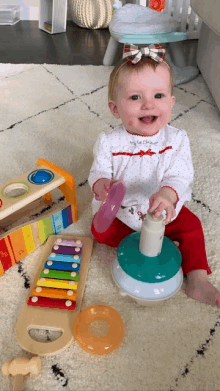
147, 187, 177, 225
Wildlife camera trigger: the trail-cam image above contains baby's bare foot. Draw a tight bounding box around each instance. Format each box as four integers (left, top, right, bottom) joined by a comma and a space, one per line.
185, 270, 220, 307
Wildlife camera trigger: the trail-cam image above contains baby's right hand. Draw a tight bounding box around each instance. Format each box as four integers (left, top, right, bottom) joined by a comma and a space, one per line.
93, 178, 119, 203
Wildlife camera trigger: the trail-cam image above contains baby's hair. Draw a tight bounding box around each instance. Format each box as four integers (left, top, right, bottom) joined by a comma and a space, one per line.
108, 56, 174, 102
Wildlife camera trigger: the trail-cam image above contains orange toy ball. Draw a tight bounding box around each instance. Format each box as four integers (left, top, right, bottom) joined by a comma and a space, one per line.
73, 304, 124, 355
149, 0, 165, 12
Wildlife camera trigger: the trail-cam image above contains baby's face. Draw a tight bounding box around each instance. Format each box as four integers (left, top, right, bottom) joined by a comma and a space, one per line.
109, 63, 175, 137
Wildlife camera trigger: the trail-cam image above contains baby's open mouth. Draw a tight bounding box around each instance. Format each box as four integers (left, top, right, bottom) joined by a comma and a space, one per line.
139, 116, 157, 124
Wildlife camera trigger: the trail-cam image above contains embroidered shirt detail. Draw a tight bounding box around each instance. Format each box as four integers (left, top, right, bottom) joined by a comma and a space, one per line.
159, 146, 173, 154
112, 149, 155, 157
112, 146, 172, 158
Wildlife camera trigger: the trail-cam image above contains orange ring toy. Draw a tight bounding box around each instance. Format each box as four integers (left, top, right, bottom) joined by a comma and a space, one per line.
73, 304, 124, 355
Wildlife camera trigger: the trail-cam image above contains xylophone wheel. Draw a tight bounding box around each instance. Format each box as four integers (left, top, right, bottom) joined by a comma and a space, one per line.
73, 304, 124, 355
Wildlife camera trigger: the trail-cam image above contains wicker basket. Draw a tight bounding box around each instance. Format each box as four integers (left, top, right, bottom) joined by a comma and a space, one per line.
69, 0, 113, 29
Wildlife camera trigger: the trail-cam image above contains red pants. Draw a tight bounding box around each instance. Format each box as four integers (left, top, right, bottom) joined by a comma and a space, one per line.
91, 206, 211, 275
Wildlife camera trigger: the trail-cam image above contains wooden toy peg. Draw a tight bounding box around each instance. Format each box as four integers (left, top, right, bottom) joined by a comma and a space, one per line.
43, 190, 52, 206
37, 158, 77, 222
2, 356, 41, 391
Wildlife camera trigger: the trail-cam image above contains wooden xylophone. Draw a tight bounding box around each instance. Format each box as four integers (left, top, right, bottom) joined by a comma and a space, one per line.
27, 237, 83, 311
16, 234, 93, 356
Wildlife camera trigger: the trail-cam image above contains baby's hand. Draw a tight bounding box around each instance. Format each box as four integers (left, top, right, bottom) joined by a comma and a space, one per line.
147, 187, 177, 225
93, 178, 119, 203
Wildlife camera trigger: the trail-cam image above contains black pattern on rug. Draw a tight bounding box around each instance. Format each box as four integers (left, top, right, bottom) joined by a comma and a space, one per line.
52, 364, 68, 387
170, 316, 220, 390
17, 262, 31, 289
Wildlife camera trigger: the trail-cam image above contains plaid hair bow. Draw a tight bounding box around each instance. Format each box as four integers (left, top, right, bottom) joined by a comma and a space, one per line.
123, 43, 166, 64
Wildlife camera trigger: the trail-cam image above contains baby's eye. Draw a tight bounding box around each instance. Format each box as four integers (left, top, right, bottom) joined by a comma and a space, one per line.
155, 93, 164, 99
130, 95, 141, 100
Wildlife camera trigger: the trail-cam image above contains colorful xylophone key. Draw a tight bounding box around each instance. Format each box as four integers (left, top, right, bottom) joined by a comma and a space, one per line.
40, 269, 79, 281
36, 277, 78, 290
52, 245, 81, 255
44, 260, 80, 272
32, 286, 77, 300
54, 238, 83, 247
27, 296, 76, 311
48, 253, 81, 263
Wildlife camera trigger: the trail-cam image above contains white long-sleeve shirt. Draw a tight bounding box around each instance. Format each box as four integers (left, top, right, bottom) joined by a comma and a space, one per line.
88, 124, 194, 231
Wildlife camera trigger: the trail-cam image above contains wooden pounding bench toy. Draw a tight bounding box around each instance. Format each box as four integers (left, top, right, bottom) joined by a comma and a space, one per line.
16, 234, 93, 356
0, 159, 77, 276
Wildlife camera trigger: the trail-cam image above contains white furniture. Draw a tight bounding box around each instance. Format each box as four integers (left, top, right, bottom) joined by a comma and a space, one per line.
190, 0, 220, 112
103, 0, 201, 86
138, 0, 201, 40
39, 0, 67, 34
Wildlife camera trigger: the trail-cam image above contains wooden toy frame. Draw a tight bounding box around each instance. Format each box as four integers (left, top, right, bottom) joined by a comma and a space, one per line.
0, 159, 77, 276
0, 159, 77, 222
16, 234, 93, 356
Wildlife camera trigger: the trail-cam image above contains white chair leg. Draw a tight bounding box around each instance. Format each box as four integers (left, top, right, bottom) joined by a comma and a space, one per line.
103, 36, 119, 66
165, 46, 199, 86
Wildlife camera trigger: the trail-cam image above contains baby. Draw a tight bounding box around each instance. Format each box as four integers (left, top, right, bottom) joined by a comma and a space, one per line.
88, 43, 220, 307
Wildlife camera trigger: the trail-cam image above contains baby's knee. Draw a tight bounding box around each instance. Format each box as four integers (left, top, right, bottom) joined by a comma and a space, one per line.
90, 221, 117, 247
184, 208, 203, 230
191, 213, 203, 231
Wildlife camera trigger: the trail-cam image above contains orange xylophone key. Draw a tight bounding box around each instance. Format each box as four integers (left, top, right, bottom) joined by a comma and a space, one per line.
31, 286, 77, 301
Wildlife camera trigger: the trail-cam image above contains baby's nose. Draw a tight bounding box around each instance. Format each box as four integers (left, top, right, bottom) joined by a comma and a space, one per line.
141, 99, 154, 109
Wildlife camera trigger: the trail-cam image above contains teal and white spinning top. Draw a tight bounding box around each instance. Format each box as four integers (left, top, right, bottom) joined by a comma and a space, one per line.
112, 213, 183, 305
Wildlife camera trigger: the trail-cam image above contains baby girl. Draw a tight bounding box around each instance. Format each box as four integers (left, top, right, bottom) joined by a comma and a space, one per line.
88, 43, 220, 307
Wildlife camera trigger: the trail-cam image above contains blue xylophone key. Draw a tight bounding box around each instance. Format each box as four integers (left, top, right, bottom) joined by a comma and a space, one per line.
48, 253, 81, 264
44, 260, 80, 272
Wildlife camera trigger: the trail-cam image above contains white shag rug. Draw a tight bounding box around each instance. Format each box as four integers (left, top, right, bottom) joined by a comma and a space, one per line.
0, 64, 220, 391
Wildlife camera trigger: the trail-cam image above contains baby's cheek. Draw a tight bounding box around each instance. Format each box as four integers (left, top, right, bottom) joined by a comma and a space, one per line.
128, 116, 136, 126
161, 103, 170, 111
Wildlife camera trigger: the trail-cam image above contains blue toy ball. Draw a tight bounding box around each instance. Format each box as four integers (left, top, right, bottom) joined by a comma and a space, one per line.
28, 169, 54, 185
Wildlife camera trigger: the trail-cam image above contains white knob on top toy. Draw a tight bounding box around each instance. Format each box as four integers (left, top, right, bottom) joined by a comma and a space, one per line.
139, 212, 165, 257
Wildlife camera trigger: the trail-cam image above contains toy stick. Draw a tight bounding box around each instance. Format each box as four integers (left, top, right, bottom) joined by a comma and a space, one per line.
12, 374, 25, 391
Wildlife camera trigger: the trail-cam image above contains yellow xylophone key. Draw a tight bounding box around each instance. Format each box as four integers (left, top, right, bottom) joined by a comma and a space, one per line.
32, 286, 77, 301
36, 277, 78, 290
